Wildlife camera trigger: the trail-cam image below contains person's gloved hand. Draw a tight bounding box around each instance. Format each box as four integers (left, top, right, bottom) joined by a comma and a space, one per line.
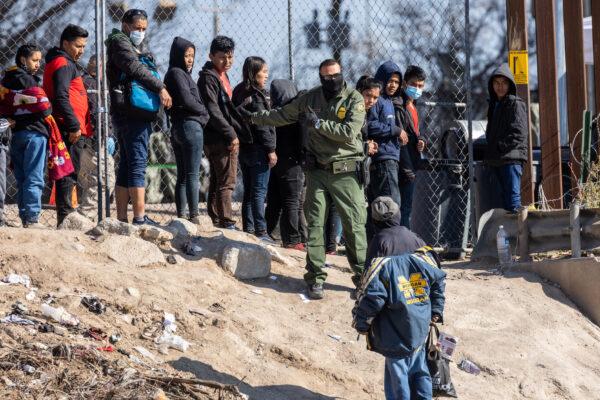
106, 136, 116, 156
304, 106, 319, 128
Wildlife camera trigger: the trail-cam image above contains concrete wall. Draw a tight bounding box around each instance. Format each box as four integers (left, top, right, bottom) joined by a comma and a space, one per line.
516, 257, 600, 326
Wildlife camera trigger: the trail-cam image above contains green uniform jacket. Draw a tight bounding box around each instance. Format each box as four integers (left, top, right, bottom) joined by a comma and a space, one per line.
251, 83, 366, 165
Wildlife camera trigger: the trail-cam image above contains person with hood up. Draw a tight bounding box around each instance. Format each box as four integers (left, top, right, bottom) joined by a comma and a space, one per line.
365, 196, 426, 269
105, 9, 172, 226
197, 35, 244, 230
484, 63, 528, 212
264, 79, 307, 250
43, 24, 92, 226
232, 56, 276, 240
164, 37, 209, 224
1, 44, 47, 227
370, 62, 404, 208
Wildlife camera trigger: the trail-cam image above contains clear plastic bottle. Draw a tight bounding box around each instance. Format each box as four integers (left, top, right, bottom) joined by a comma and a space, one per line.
41, 304, 79, 326
496, 225, 511, 266
458, 359, 481, 375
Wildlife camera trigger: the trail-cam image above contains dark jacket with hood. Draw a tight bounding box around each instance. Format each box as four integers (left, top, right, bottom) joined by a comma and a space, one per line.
232, 82, 275, 153
365, 212, 426, 269
105, 29, 164, 116
372, 61, 402, 163
396, 92, 424, 182
1, 66, 49, 136
353, 250, 446, 358
43, 47, 91, 136
485, 63, 528, 165
164, 37, 209, 127
269, 79, 303, 167
197, 61, 244, 146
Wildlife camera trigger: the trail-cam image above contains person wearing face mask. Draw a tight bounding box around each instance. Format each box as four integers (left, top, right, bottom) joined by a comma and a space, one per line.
105, 8, 173, 226
43, 24, 92, 227
164, 37, 209, 223
239, 59, 367, 300
396, 65, 428, 229
1, 44, 48, 227
232, 57, 276, 241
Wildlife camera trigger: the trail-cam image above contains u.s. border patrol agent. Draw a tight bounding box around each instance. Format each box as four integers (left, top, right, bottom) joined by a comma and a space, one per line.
246, 59, 367, 300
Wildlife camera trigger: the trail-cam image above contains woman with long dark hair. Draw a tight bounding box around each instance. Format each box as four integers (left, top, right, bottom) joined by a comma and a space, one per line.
164, 37, 209, 223
232, 56, 276, 241
1, 44, 48, 228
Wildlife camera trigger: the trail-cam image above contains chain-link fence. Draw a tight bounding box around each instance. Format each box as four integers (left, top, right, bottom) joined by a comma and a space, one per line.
0, 0, 471, 250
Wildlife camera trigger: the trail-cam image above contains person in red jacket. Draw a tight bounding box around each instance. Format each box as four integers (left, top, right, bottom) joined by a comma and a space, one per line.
43, 24, 91, 226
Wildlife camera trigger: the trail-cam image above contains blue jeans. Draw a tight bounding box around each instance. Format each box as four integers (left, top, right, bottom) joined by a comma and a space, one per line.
171, 120, 204, 218
384, 347, 432, 400
10, 130, 47, 223
492, 163, 522, 212
114, 116, 152, 188
240, 146, 270, 234
399, 180, 415, 229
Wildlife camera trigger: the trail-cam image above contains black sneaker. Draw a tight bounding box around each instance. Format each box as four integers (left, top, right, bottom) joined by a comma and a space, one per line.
307, 283, 324, 300
132, 215, 160, 226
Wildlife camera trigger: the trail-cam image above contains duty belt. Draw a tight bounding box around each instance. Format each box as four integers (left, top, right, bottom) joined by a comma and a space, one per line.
316, 160, 360, 174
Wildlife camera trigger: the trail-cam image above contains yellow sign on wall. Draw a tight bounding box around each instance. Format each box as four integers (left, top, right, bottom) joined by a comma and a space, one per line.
509, 50, 529, 85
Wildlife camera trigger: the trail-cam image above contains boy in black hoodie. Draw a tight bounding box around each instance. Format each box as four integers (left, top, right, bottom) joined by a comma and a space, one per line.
164, 37, 209, 223
197, 36, 243, 229
484, 64, 528, 212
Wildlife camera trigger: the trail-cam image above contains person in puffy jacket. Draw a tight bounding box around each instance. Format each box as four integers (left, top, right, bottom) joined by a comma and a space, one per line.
164, 36, 209, 223
353, 245, 445, 400
484, 63, 528, 212
43, 24, 91, 226
1, 44, 47, 227
232, 56, 276, 240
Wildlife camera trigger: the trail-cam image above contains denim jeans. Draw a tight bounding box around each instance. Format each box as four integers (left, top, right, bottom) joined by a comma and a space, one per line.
171, 120, 204, 218
10, 130, 47, 224
367, 159, 401, 239
240, 146, 270, 234
114, 115, 152, 188
384, 347, 432, 400
492, 163, 522, 212
399, 179, 416, 229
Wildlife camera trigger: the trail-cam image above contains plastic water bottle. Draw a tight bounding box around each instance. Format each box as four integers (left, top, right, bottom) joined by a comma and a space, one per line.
41, 304, 80, 326
496, 225, 511, 266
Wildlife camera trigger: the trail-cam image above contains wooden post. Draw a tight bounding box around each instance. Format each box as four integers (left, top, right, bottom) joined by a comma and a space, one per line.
570, 200, 581, 258
517, 206, 530, 261
592, 0, 600, 115
506, 0, 534, 206
563, 0, 587, 195
534, 0, 563, 209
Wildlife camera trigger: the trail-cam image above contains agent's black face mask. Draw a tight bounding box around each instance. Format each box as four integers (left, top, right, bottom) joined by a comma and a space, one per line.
320, 73, 344, 99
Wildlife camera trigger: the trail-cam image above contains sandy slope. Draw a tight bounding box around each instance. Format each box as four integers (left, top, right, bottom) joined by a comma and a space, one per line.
0, 225, 599, 400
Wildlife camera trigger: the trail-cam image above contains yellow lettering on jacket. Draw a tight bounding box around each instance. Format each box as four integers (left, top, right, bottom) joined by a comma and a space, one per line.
398, 273, 429, 304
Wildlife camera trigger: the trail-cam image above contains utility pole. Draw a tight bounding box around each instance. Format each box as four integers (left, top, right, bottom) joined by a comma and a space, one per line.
563, 0, 587, 196
534, 0, 563, 208
506, 0, 534, 205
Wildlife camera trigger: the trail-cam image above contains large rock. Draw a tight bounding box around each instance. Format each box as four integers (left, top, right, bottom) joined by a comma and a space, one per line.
99, 235, 165, 267
58, 212, 95, 232
92, 218, 139, 237
167, 218, 198, 237
220, 243, 271, 279
138, 226, 174, 243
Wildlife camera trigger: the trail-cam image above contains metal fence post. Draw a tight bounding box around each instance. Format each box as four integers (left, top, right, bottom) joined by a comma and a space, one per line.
95, 0, 104, 222
465, 0, 476, 245
101, 0, 111, 218
287, 0, 294, 81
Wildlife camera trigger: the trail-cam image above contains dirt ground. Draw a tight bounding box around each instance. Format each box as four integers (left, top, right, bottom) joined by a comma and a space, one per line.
0, 223, 599, 399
